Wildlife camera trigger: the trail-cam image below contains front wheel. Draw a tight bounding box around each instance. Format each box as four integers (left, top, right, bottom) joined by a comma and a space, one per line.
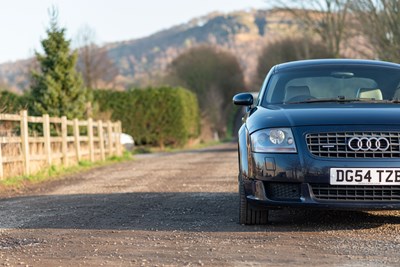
239, 182, 269, 225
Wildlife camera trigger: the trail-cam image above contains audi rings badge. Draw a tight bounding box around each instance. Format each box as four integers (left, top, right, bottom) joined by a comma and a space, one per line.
348, 137, 390, 151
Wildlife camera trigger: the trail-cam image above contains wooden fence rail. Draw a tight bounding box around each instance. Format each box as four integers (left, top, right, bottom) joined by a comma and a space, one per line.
0, 110, 122, 179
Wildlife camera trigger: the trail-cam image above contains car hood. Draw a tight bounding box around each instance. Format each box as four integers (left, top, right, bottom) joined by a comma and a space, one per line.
247, 104, 400, 134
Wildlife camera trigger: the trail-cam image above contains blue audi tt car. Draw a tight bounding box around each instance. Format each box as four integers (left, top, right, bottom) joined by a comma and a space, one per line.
233, 59, 400, 224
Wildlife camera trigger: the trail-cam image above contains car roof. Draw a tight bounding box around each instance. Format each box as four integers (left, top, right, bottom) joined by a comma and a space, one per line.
274, 59, 400, 73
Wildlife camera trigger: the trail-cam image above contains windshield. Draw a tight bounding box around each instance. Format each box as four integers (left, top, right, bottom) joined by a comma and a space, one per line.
263, 65, 400, 105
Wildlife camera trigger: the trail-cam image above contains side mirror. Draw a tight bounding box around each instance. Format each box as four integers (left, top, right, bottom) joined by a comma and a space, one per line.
233, 93, 254, 106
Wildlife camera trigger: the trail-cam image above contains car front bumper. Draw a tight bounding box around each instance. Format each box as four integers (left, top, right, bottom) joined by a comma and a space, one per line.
244, 180, 400, 210
243, 152, 400, 210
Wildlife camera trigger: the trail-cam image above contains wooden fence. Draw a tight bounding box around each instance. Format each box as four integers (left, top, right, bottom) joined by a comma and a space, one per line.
0, 110, 122, 179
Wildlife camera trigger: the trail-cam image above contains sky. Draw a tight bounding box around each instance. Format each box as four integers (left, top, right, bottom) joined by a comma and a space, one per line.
0, 0, 268, 64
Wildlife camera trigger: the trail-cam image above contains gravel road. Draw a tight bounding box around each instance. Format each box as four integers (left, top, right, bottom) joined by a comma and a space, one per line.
0, 143, 399, 266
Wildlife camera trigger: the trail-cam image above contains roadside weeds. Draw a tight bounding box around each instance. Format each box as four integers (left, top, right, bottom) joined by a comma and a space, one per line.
0, 151, 133, 195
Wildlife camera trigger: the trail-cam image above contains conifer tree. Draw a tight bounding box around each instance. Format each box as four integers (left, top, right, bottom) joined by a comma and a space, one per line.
30, 8, 89, 119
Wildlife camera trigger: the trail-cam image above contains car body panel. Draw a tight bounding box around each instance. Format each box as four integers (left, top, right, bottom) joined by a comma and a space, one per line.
236, 59, 400, 211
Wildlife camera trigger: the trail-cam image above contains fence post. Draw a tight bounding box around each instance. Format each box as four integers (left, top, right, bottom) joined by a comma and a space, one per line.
61, 116, 68, 166
113, 123, 118, 156
43, 114, 52, 166
0, 140, 3, 179
107, 121, 113, 156
20, 110, 30, 175
98, 120, 105, 161
73, 119, 81, 162
88, 118, 95, 162
116, 121, 122, 156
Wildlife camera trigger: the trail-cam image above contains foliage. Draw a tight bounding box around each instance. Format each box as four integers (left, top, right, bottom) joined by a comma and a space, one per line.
350, 0, 400, 62
256, 37, 334, 85
0, 90, 30, 113
167, 46, 245, 138
94, 87, 200, 148
30, 9, 90, 119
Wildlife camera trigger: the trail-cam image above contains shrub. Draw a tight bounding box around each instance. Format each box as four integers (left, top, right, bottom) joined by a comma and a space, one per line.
0, 90, 29, 113
94, 87, 200, 148
167, 46, 245, 138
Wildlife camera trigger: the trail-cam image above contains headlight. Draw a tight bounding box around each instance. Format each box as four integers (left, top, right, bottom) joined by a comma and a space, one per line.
251, 128, 297, 153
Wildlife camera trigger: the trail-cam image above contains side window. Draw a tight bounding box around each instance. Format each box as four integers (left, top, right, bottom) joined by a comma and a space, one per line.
253, 92, 260, 107
264, 75, 280, 103
392, 82, 400, 99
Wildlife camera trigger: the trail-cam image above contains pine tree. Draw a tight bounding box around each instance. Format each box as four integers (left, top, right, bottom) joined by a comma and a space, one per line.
30, 9, 90, 119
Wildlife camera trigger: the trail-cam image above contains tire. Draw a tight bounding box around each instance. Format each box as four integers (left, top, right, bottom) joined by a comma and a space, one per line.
239, 181, 269, 225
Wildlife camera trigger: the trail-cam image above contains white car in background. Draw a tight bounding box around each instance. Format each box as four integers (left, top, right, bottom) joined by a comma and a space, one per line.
120, 133, 135, 151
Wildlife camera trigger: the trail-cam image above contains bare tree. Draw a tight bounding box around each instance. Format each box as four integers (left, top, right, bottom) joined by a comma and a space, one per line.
75, 25, 119, 89
350, 0, 400, 62
272, 0, 351, 58
255, 37, 333, 86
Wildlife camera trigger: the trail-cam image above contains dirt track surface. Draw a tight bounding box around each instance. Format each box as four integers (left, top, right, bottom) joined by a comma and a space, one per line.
0, 143, 400, 266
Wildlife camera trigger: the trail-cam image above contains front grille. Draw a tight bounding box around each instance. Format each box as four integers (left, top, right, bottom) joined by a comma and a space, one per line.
265, 182, 301, 201
311, 184, 400, 201
306, 132, 400, 158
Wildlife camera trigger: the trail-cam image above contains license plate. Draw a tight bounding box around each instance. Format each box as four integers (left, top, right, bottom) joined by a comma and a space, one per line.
330, 168, 400, 185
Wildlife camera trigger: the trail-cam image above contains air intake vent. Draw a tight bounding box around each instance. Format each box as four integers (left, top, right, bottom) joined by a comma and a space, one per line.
265, 182, 301, 201
311, 184, 400, 201
306, 132, 400, 158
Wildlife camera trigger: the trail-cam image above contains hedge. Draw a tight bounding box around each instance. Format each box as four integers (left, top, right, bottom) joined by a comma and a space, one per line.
94, 87, 200, 147
0, 90, 30, 113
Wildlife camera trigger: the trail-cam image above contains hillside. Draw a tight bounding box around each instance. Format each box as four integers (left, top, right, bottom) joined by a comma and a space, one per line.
0, 9, 298, 92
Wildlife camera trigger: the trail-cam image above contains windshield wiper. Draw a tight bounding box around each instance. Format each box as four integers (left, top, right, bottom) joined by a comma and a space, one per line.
286, 97, 383, 104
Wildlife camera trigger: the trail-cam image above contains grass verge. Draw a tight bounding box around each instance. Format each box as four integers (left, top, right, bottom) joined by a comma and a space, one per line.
0, 151, 133, 190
